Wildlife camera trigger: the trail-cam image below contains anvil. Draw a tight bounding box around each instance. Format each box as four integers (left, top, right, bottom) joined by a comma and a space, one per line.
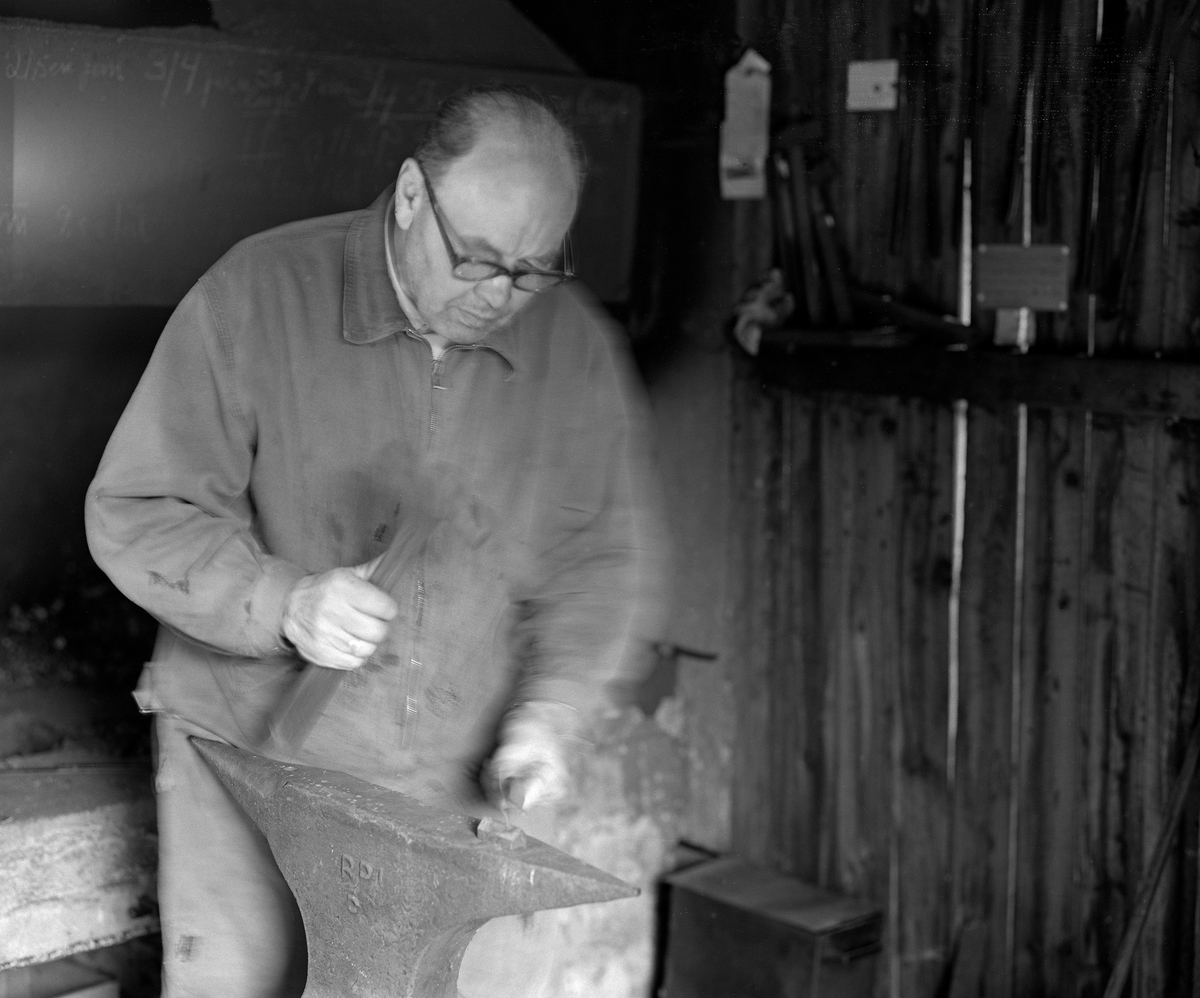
191, 738, 636, 998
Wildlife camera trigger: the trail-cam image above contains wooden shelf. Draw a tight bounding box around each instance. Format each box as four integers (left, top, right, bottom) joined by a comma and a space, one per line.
754, 344, 1200, 419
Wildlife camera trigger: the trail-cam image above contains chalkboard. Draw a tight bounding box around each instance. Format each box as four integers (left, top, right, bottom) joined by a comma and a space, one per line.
0, 22, 641, 304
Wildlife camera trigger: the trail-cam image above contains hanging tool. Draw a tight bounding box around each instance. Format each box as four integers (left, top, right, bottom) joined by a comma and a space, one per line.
809, 181, 856, 326
770, 150, 804, 315
778, 122, 827, 325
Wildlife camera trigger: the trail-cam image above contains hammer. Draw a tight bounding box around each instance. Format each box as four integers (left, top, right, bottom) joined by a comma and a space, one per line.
260, 506, 439, 755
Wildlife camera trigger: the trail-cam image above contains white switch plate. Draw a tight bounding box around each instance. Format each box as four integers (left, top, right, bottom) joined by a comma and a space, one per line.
846, 60, 899, 111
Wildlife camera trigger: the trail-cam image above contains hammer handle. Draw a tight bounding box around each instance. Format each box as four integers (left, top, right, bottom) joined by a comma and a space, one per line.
262, 506, 440, 755
265, 664, 346, 753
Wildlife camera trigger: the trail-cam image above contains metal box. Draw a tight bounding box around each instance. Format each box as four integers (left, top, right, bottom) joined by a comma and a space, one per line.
973, 244, 1071, 311
663, 857, 882, 998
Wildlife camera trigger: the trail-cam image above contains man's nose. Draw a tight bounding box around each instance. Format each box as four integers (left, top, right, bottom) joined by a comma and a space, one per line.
474, 274, 514, 309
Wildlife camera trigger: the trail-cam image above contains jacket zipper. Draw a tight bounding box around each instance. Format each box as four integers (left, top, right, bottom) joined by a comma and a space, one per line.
406, 342, 454, 749
402, 567, 426, 751
428, 353, 447, 445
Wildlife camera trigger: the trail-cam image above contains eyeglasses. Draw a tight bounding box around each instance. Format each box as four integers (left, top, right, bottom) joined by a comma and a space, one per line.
415, 160, 574, 293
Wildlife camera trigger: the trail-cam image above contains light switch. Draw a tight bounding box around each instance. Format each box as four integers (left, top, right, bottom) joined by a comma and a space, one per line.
846, 60, 899, 111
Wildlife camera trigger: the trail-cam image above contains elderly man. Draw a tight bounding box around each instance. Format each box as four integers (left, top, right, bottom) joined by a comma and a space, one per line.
85, 86, 662, 997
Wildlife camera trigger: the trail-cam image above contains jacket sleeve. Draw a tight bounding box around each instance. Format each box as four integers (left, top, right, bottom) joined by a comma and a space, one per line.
85, 278, 306, 659
512, 327, 669, 725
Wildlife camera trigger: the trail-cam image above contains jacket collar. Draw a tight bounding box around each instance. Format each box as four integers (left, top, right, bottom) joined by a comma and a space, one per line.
342, 184, 521, 374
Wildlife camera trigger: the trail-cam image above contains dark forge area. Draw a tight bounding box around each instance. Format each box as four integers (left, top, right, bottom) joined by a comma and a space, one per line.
0, 308, 167, 766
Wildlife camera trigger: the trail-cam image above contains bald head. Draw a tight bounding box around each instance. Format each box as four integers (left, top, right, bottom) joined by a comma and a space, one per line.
391, 86, 583, 346
414, 86, 586, 200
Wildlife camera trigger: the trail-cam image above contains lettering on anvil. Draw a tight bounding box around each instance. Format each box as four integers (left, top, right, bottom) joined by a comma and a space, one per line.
339, 853, 384, 889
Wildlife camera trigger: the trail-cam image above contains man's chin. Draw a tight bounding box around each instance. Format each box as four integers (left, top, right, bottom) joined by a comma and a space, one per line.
447, 310, 504, 343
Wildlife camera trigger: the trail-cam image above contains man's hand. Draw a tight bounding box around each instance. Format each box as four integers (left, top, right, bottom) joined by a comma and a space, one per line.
281, 558, 398, 670
483, 701, 579, 813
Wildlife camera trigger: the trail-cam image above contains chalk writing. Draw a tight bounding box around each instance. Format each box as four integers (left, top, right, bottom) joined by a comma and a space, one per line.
6, 45, 76, 81
55, 201, 150, 243
0, 27, 638, 304
80, 50, 124, 88
146, 48, 203, 107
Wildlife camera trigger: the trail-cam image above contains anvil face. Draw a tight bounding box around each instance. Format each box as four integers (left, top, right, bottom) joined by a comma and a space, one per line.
191, 738, 636, 998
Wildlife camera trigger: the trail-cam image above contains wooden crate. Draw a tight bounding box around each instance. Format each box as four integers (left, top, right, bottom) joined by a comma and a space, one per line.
664, 857, 881, 998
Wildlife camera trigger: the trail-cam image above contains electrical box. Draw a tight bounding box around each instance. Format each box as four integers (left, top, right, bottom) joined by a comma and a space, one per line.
845, 60, 899, 111
973, 244, 1071, 312
664, 857, 882, 998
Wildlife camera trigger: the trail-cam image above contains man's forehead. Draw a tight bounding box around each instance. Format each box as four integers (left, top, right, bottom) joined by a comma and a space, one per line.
433, 135, 577, 258
441, 129, 576, 198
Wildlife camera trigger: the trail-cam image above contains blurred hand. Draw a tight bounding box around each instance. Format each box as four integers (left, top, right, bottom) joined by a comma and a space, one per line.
483, 701, 579, 812
281, 556, 398, 670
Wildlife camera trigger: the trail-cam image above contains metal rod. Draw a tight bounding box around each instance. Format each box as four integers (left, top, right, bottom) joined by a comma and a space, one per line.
949, 130, 973, 937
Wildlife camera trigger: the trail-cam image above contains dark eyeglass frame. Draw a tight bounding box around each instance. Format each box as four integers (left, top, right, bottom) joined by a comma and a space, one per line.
415, 160, 574, 293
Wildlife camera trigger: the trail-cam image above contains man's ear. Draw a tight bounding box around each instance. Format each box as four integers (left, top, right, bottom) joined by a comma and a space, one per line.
394, 158, 424, 231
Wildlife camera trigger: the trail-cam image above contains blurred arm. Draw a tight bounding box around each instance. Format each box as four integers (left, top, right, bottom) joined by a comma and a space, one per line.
513, 335, 669, 730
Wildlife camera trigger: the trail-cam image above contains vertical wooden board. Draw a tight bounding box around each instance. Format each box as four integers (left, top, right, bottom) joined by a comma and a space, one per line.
766, 388, 794, 876
932, 0, 968, 312
1194, 805, 1200, 998
1131, 419, 1168, 998
817, 396, 900, 924
969, 0, 1025, 346
1039, 0, 1097, 351
953, 403, 1019, 998
972, 0, 1025, 249
898, 0, 968, 313
823, 0, 858, 289
1076, 415, 1158, 992
728, 187, 778, 862
1132, 89, 1170, 357
826, 0, 903, 294
1107, 418, 1158, 998
1134, 418, 1200, 996
767, 393, 823, 880
1169, 419, 1200, 995
818, 393, 854, 891
894, 399, 957, 997
1094, 4, 1163, 353
850, 395, 903, 998
1160, 23, 1200, 354
1013, 408, 1087, 996
1074, 413, 1120, 996
795, 394, 829, 886
729, 368, 785, 863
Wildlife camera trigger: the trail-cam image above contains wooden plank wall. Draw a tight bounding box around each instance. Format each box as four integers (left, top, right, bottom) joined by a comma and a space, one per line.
730, 0, 1200, 996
